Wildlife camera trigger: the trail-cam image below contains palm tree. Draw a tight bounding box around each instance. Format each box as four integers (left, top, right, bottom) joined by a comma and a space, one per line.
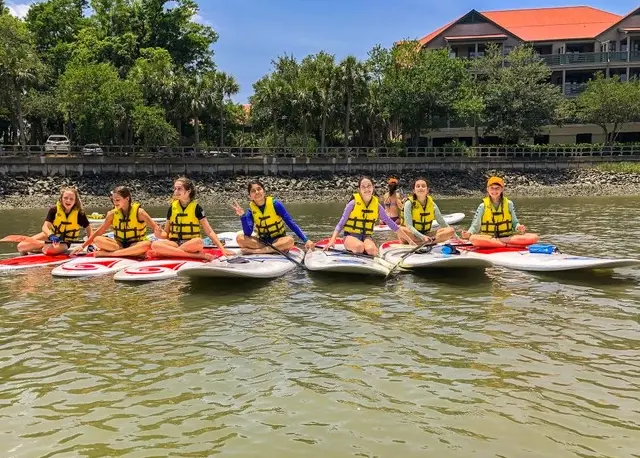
337, 56, 368, 148
212, 71, 239, 146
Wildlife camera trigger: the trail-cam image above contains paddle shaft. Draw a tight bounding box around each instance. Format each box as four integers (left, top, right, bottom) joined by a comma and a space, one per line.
385, 240, 436, 279
250, 236, 307, 270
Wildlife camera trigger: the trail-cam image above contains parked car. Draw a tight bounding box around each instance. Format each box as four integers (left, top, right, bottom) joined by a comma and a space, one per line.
82, 143, 104, 155
44, 135, 70, 153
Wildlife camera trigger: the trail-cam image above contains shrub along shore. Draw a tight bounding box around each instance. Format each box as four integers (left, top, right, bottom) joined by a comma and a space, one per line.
1, 166, 640, 209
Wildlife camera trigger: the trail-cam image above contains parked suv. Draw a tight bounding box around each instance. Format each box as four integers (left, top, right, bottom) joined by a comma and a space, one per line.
82, 143, 104, 155
44, 135, 70, 153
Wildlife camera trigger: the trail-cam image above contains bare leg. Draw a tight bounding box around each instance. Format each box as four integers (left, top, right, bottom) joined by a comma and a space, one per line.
343, 235, 366, 254
94, 239, 151, 258
506, 233, 539, 246
149, 239, 212, 260
42, 243, 69, 255
363, 238, 378, 256
238, 235, 294, 255
17, 232, 47, 254
434, 227, 455, 243
469, 234, 505, 247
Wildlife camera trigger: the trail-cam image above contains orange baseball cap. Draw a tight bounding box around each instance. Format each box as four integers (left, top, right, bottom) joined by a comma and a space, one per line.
487, 176, 504, 187
387, 177, 399, 185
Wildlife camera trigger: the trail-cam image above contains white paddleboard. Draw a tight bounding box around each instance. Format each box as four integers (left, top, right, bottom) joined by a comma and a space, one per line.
177, 247, 304, 279
113, 247, 235, 282
114, 259, 199, 281
305, 240, 391, 277
379, 240, 492, 269
373, 212, 465, 232
466, 248, 640, 272
51, 257, 140, 277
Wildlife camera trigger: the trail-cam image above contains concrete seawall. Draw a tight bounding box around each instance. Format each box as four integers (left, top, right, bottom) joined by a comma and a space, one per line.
1, 155, 639, 176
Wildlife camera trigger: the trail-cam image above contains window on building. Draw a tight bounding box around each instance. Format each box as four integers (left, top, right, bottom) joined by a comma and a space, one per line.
576, 133, 592, 144
534, 135, 549, 145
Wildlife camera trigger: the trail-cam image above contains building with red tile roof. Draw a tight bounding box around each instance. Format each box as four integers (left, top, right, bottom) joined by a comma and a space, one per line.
415, 5, 640, 145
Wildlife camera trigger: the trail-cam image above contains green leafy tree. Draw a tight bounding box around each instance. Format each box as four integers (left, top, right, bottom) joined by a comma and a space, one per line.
132, 104, 178, 146
475, 44, 563, 143
0, 14, 46, 145
575, 73, 640, 143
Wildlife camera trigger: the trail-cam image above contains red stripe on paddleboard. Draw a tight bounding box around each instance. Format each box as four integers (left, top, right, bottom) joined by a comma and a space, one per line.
61, 259, 124, 270
123, 262, 189, 274
0, 254, 70, 266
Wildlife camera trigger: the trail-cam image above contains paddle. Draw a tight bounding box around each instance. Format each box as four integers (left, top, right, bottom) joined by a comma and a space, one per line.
248, 236, 307, 270
322, 246, 378, 260
385, 239, 437, 279
0, 235, 31, 243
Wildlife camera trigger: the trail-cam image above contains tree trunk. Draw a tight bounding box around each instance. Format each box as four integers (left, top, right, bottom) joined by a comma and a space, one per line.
14, 87, 26, 146
344, 90, 351, 147
194, 114, 200, 146
473, 116, 479, 146
321, 94, 328, 152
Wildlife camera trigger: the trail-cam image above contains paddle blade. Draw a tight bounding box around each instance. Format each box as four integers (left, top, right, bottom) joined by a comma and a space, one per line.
0, 235, 31, 243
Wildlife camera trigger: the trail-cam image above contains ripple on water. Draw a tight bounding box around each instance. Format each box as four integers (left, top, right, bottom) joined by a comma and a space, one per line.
0, 198, 640, 457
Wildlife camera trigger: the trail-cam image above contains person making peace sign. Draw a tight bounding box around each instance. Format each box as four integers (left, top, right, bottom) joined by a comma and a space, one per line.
232, 180, 315, 255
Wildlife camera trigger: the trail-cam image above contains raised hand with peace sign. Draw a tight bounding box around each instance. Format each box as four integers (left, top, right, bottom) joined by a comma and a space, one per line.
231, 200, 245, 217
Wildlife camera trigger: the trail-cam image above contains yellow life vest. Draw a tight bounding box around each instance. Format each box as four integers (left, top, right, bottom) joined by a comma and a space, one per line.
406, 195, 435, 234
481, 196, 514, 237
344, 193, 379, 236
112, 202, 147, 244
51, 201, 82, 242
250, 196, 286, 239
168, 200, 201, 240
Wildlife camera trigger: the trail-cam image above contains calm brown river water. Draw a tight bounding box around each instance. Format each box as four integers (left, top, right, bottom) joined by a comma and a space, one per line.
1, 196, 639, 457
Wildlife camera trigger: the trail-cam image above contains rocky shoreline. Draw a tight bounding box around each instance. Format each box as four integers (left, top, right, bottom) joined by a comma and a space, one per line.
1, 169, 639, 209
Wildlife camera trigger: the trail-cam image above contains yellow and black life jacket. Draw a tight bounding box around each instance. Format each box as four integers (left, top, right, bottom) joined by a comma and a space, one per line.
481, 196, 514, 237
406, 195, 435, 235
52, 201, 82, 242
250, 196, 286, 239
112, 202, 147, 244
168, 200, 201, 240
344, 193, 379, 236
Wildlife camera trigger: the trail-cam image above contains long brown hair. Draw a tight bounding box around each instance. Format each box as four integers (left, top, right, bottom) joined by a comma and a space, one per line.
175, 177, 196, 200
58, 187, 84, 213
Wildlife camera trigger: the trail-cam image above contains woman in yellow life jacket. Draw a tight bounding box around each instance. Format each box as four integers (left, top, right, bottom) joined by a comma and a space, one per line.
73, 186, 163, 257
324, 177, 409, 256
151, 177, 234, 260
402, 177, 455, 244
16, 187, 93, 255
461, 176, 539, 247
232, 180, 315, 254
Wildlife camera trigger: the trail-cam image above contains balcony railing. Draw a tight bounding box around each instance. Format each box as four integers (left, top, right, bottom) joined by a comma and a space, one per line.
1, 145, 640, 159
563, 82, 588, 96
541, 51, 640, 66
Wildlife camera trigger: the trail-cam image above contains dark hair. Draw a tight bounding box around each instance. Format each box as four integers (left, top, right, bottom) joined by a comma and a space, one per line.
175, 177, 196, 199
388, 182, 398, 196
112, 186, 132, 205
357, 176, 374, 188
412, 177, 429, 202
247, 180, 266, 195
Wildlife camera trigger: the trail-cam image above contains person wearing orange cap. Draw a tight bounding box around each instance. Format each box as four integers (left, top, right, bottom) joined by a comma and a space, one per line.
381, 177, 404, 225
461, 176, 539, 247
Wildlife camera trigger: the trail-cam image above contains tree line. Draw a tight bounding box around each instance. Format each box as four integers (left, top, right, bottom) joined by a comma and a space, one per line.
1, 0, 639, 148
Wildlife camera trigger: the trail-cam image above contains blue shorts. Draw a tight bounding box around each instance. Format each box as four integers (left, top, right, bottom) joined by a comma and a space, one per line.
343, 232, 370, 242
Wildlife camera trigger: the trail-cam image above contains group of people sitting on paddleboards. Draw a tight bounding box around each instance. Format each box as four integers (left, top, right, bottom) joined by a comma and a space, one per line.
8, 174, 539, 259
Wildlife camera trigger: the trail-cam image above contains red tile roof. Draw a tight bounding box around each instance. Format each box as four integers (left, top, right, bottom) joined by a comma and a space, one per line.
419, 6, 622, 46
483, 6, 622, 41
